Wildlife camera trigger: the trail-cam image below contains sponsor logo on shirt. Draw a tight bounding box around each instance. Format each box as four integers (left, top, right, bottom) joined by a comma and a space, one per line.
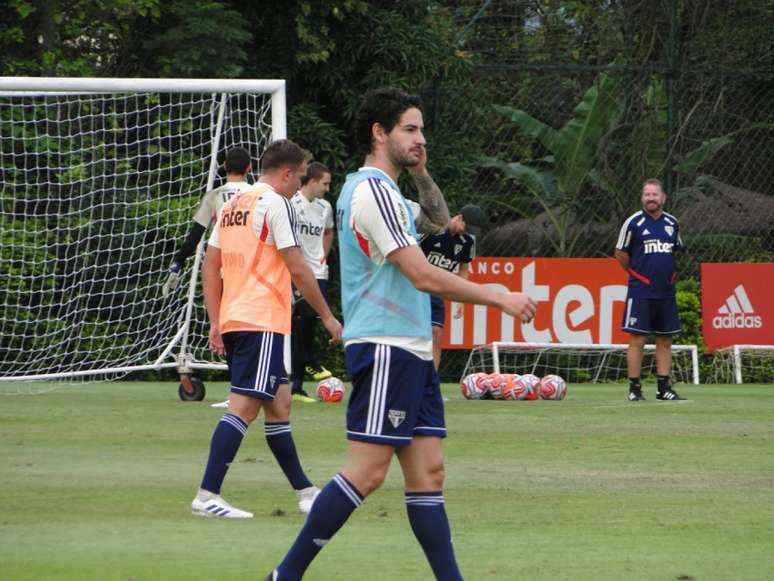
427, 252, 459, 271
643, 239, 674, 254
298, 222, 324, 236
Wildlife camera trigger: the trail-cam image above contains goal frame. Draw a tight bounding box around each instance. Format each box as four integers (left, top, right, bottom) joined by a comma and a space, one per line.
0, 76, 286, 382
720, 344, 774, 384
466, 341, 700, 385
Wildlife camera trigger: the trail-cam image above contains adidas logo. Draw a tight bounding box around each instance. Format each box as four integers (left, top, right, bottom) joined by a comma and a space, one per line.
712, 285, 763, 329
642, 229, 650, 235
434, 242, 441, 248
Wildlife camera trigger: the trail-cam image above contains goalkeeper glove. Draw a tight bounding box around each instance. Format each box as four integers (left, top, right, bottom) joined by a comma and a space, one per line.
162, 261, 183, 297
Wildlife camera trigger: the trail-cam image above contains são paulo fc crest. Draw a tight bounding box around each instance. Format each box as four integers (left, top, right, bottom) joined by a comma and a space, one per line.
454, 244, 463, 255
665, 225, 674, 237
388, 409, 406, 428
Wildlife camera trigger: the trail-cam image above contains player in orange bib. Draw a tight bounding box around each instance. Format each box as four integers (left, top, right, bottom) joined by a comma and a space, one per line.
191, 140, 342, 519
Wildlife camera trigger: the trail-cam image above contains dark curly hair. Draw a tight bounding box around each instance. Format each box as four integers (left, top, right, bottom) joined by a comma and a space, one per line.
354, 87, 424, 157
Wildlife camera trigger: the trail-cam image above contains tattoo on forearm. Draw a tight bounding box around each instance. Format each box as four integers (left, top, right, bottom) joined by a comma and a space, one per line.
413, 173, 450, 234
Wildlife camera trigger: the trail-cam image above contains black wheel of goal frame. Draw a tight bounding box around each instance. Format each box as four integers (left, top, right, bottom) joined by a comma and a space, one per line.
178, 374, 206, 401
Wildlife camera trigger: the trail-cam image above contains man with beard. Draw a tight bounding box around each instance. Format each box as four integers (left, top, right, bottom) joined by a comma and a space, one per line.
615, 178, 685, 402
266, 87, 537, 580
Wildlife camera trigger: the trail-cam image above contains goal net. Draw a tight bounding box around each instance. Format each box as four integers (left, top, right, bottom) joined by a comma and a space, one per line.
460, 342, 700, 385
710, 345, 774, 384
0, 77, 285, 387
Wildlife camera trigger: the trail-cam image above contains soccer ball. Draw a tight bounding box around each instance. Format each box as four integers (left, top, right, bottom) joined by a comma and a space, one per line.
539, 374, 567, 400
501, 374, 530, 400
522, 373, 541, 401
316, 377, 345, 402
485, 373, 508, 400
460, 373, 489, 400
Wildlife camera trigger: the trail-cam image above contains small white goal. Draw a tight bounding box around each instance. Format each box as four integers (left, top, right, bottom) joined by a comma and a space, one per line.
711, 344, 774, 384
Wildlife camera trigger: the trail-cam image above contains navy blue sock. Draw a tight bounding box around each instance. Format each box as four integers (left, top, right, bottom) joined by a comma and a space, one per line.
275, 473, 363, 580
405, 491, 463, 581
200, 413, 248, 494
264, 422, 313, 490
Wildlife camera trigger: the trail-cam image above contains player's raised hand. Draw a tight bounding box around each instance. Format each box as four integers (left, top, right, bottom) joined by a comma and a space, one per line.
498, 292, 537, 323
322, 314, 343, 344
208, 325, 225, 356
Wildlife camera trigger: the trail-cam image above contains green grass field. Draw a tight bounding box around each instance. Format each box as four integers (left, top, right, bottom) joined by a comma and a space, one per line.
1, 381, 773, 580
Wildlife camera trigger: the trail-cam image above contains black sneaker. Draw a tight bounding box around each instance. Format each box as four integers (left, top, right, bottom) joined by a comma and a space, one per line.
628, 390, 646, 401
656, 389, 684, 401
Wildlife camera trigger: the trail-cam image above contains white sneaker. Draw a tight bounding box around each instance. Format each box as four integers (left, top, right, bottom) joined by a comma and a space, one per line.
297, 486, 321, 514
210, 399, 230, 409
191, 491, 253, 519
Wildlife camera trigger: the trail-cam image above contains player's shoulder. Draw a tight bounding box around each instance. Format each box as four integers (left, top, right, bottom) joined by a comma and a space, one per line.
621, 210, 644, 227
352, 176, 404, 209
662, 211, 680, 225
212, 180, 248, 194
255, 186, 290, 210
353, 174, 400, 196
313, 197, 333, 211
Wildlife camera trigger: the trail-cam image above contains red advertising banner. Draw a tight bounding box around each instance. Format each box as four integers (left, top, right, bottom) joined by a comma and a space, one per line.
442, 258, 629, 349
700, 263, 774, 351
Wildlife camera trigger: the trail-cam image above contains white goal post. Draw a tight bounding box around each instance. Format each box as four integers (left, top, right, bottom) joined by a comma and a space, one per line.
461, 342, 700, 385
712, 344, 774, 384
0, 77, 286, 384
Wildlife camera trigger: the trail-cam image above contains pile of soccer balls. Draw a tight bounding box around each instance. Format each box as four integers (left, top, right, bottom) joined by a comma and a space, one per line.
460, 373, 567, 401
316, 377, 346, 402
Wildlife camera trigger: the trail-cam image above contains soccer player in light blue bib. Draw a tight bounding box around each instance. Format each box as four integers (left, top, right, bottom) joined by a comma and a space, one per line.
267, 88, 538, 581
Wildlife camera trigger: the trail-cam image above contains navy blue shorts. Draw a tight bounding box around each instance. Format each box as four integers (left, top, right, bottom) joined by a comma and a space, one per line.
430, 295, 445, 328
292, 279, 329, 318
622, 295, 681, 336
345, 343, 446, 446
222, 331, 288, 400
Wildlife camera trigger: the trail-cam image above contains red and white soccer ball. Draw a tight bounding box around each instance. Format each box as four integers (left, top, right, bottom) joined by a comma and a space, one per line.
539, 374, 568, 400
460, 373, 489, 400
519, 373, 541, 401
316, 377, 345, 402
500, 374, 528, 400
484, 373, 507, 399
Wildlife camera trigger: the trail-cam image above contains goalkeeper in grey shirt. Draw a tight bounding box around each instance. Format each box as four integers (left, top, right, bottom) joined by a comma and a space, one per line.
162, 147, 253, 297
